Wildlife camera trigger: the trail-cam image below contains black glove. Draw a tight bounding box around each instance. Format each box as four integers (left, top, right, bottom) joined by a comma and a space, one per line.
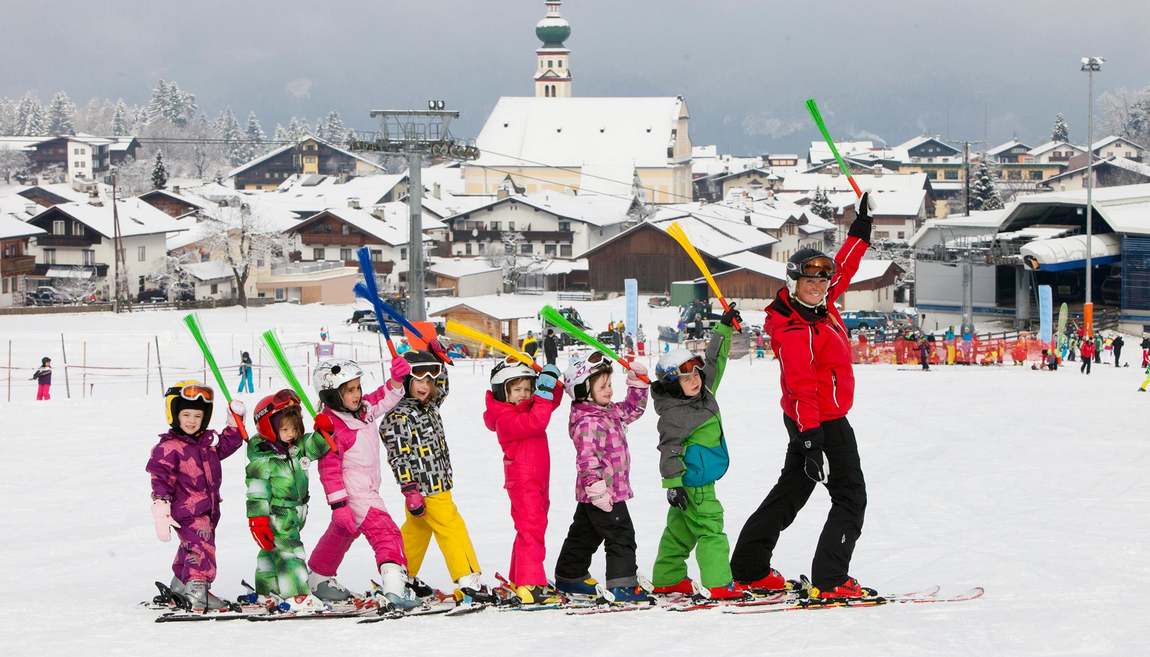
667, 487, 688, 510
848, 191, 874, 241
796, 428, 827, 484
720, 303, 742, 329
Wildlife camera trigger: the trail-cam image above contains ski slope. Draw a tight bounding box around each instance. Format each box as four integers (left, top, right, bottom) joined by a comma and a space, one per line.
0, 299, 1143, 656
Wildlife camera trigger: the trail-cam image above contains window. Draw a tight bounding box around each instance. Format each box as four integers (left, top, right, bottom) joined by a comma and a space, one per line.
313, 247, 324, 260
520, 243, 533, 254
1029, 170, 1043, 180
82, 249, 95, 266
478, 242, 486, 255
1, 278, 7, 294
400, 247, 407, 260
491, 221, 501, 231
558, 60, 563, 68
72, 222, 85, 236
44, 248, 56, 264
1008, 170, 1022, 180
897, 232, 906, 240
509, 222, 516, 231
944, 170, 958, 180
210, 283, 219, 294
558, 221, 571, 231
544, 243, 557, 256
138, 245, 146, 261
340, 248, 352, 261
465, 243, 472, 255
341, 225, 350, 235
275, 288, 285, 301
53, 220, 65, 235
560, 244, 572, 257
371, 249, 382, 262
548, 60, 553, 68
875, 231, 890, 239
257, 258, 265, 268
925, 171, 938, 180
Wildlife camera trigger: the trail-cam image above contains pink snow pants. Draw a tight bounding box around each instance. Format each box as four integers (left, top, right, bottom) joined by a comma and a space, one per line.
36, 384, 50, 400
308, 506, 406, 576
507, 483, 549, 586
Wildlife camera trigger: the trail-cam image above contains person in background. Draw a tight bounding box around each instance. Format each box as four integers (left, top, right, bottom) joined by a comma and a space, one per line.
1080, 339, 1095, 374
522, 331, 539, 363
238, 352, 255, 394
1112, 334, 1125, 367
1093, 334, 1103, 365
543, 328, 559, 366
1140, 334, 1150, 368
32, 356, 52, 400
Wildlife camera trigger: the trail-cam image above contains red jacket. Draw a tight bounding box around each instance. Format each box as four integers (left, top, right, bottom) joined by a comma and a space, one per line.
766, 234, 869, 433
483, 389, 563, 489
1080, 341, 1096, 359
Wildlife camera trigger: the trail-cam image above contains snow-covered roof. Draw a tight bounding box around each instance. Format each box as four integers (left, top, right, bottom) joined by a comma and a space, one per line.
666, 198, 800, 232
651, 213, 777, 258
1028, 140, 1084, 157
807, 140, 876, 164
1092, 135, 1145, 152
106, 137, 139, 152
870, 188, 926, 217
1007, 183, 1150, 236
165, 218, 214, 251
448, 191, 634, 228
1019, 233, 1122, 269
224, 135, 386, 179
36, 199, 187, 239
266, 173, 408, 213
18, 183, 96, 205
430, 297, 540, 321
1043, 156, 1150, 184
0, 194, 45, 221
537, 257, 587, 274
182, 260, 234, 282
470, 96, 689, 169
420, 192, 498, 220
427, 259, 502, 279
851, 260, 902, 284
289, 204, 445, 246
0, 136, 49, 151
0, 213, 45, 239
781, 172, 928, 194
987, 140, 1029, 156
418, 163, 466, 197
908, 211, 1008, 249
716, 251, 786, 280
137, 188, 206, 211
66, 133, 113, 146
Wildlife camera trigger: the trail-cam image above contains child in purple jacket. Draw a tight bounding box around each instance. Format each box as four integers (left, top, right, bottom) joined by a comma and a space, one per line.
146, 381, 245, 612
554, 353, 649, 604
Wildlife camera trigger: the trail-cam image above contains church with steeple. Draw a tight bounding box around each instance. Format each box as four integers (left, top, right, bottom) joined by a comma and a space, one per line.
534, 0, 572, 98
463, 0, 693, 204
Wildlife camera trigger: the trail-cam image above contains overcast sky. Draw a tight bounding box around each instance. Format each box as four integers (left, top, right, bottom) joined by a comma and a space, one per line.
3, 0, 1148, 152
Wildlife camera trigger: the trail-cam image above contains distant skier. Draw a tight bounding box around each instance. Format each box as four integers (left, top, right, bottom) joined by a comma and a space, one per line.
1112, 334, 1124, 367
31, 356, 52, 400
237, 351, 254, 393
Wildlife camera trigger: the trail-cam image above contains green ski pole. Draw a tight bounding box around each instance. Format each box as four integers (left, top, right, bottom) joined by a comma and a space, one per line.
540, 305, 648, 383
183, 313, 247, 439
805, 98, 863, 198
261, 329, 318, 417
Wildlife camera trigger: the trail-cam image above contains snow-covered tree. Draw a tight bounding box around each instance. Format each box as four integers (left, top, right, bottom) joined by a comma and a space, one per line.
971, 160, 1003, 211
0, 98, 16, 135
145, 79, 197, 128
1099, 86, 1150, 148
285, 117, 310, 142
489, 232, 546, 293
16, 94, 46, 135
46, 91, 76, 135
1051, 113, 1069, 142
111, 100, 132, 136
113, 156, 152, 196
272, 123, 289, 144
216, 108, 248, 166
322, 111, 347, 144
151, 150, 168, 189
244, 111, 266, 157
0, 147, 31, 183
202, 203, 294, 307
809, 187, 832, 219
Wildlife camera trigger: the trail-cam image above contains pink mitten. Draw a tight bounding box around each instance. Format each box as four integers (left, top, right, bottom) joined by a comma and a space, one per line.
584, 480, 613, 513
151, 499, 180, 542
389, 356, 412, 383
626, 361, 649, 389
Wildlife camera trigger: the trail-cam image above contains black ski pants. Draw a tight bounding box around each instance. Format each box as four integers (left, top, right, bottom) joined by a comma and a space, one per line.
1114, 346, 1122, 367
730, 415, 866, 591
554, 501, 638, 589
1081, 358, 1091, 374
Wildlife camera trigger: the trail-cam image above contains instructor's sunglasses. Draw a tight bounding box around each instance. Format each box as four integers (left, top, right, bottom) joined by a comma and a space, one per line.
410, 363, 444, 380
795, 256, 835, 279
166, 384, 214, 402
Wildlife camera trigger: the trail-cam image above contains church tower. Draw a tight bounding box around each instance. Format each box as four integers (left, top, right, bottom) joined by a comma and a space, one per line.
534, 1, 572, 98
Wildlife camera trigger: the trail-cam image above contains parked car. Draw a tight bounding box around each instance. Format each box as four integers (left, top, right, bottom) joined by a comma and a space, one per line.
840, 310, 898, 331
26, 286, 75, 306
137, 289, 168, 303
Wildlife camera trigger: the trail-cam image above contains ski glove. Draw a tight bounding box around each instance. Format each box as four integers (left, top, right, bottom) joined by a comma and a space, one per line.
313, 413, 337, 453
796, 428, 828, 484
626, 360, 649, 389
585, 480, 613, 513
849, 191, 875, 241
331, 503, 358, 533
720, 302, 743, 328
151, 499, 180, 542
389, 356, 412, 383
667, 487, 689, 510
248, 516, 275, 551
226, 399, 246, 429
402, 482, 426, 517
535, 364, 561, 401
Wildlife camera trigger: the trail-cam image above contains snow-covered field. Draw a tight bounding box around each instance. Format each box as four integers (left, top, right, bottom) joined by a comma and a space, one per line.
0, 298, 1145, 656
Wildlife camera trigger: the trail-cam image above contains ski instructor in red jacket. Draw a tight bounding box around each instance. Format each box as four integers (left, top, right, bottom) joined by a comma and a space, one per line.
730, 192, 875, 601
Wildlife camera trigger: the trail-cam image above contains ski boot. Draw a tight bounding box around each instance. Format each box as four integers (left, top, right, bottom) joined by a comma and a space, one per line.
707, 582, 752, 602
308, 572, 354, 603
453, 572, 497, 606
601, 585, 654, 605
407, 576, 437, 600
378, 563, 421, 611
183, 580, 233, 613
735, 568, 787, 594
813, 577, 875, 601
277, 593, 332, 614
514, 584, 563, 605
555, 574, 600, 597
651, 577, 695, 596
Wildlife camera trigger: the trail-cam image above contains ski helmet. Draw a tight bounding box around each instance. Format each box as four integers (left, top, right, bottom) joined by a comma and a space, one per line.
164, 380, 214, 435
786, 248, 835, 308
402, 350, 449, 398
656, 349, 704, 383
563, 351, 613, 401
489, 357, 537, 403
314, 358, 365, 412
253, 389, 303, 441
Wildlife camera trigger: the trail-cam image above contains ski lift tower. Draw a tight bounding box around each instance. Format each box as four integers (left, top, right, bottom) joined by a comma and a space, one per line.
347, 101, 479, 321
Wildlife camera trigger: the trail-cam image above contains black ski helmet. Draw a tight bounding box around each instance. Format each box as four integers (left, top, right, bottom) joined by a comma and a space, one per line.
401, 349, 450, 398
786, 248, 835, 307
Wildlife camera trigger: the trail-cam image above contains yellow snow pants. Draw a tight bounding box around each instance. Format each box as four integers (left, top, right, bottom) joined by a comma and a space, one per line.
401, 490, 481, 582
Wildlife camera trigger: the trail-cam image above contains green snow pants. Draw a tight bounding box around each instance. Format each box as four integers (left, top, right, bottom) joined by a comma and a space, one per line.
651, 483, 733, 588
254, 504, 310, 597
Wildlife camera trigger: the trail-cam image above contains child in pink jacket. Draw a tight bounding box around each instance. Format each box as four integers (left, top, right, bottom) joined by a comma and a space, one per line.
306, 357, 416, 609
482, 359, 563, 604
554, 353, 649, 603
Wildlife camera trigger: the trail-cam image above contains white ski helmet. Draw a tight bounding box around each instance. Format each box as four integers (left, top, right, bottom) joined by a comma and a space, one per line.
563, 351, 613, 401
314, 358, 365, 412
489, 357, 537, 403
656, 348, 704, 383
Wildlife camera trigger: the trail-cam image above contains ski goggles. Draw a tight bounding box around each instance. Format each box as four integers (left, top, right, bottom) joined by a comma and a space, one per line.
166, 383, 214, 402
254, 390, 300, 423
585, 350, 614, 372
410, 362, 444, 380
661, 356, 704, 382
793, 256, 836, 279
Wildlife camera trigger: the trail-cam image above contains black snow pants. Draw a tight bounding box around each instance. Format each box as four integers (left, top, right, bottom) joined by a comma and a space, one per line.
554, 501, 638, 588
730, 415, 867, 591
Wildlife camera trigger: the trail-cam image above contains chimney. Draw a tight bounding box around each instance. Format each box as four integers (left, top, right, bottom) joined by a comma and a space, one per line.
433, 182, 442, 199
24, 203, 38, 215
497, 186, 510, 200
348, 197, 361, 209
172, 185, 181, 194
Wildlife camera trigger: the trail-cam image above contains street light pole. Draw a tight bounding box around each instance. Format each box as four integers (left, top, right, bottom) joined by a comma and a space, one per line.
1081, 56, 1104, 336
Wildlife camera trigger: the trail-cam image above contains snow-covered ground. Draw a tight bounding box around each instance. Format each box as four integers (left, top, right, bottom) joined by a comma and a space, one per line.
0, 299, 1145, 656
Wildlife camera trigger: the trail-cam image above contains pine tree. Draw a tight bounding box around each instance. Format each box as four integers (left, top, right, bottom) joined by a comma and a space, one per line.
23, 102, 47, 136
322, 111, 346, 144
273, 123, 289, 144
970, 160, 1003, 211
1052, 113, 1070, 142
244, 111, 265, 153
151, 150, 169, 189
810, 187, 832, 219
0, 98, 16, 136
217, 108, 247, 166
111, 99, 131, 136
145, 80, 170, 125
16, 94, 45, 135
286, 117, 310, 142
46, 91, 76, 135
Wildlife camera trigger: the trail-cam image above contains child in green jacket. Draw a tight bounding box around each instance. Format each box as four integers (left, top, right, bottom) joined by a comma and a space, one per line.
649, 306, 746, 601
245, 389, 337, 612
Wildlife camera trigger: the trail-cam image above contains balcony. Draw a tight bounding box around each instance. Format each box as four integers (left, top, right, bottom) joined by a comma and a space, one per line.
451, 229, 574, 242
35, 234, 100, 247
0, 255, 35, 276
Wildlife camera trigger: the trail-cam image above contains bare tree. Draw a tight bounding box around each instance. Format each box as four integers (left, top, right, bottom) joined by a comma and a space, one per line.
0, 146, 30, 183
489, 232, 546, 293
201, 203, 293, 307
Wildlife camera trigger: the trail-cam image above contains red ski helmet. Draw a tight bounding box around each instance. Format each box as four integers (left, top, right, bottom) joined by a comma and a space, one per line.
254, 389, 303, 441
